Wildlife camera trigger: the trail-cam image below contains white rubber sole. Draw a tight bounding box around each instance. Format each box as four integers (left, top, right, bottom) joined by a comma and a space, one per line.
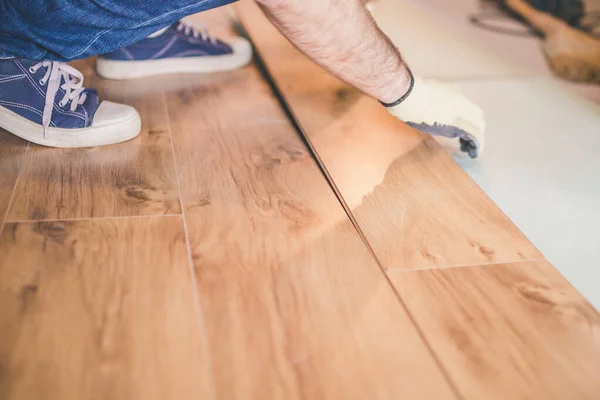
96, 45, 253, 80
0, 105, 141, 148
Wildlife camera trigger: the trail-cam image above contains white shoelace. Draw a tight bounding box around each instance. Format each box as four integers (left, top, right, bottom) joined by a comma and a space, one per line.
29, 61, 88, 138
176, 21, 217, 44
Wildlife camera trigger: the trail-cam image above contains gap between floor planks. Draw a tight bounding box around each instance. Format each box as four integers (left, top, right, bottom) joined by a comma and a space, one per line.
162, 15, 460, 396
6, 75, 182, 222
0, 29, 455, 400
237, 3, 600, 398
237, 0, 543, 272
0, 216, 215, 400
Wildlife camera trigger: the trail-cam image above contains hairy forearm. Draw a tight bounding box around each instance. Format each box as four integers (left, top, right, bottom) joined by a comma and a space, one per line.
256, 0, 411, 103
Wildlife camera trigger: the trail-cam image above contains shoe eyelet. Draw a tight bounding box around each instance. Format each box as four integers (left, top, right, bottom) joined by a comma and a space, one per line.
39, 79, 46, 86
29, 67, 36, 73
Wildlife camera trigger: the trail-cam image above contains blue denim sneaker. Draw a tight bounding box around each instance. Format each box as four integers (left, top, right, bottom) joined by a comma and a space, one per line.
0, 58, 141, 148
96, 21, 252, 80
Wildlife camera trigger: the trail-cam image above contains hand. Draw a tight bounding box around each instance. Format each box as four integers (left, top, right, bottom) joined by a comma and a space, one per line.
387, 75, 486, 158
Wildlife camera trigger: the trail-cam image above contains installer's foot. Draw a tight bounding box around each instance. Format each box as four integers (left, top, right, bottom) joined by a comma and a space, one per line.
96, 21, 253, 80
0, 58, 141, 148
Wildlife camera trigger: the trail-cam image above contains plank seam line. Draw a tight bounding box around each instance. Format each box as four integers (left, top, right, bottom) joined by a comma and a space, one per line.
440, 148, 545, 259
7, 213, 183, 224
162, 91, 217, 400
386, 256, 548, 273
239, 19, 465, 400
0, 142, 29, 238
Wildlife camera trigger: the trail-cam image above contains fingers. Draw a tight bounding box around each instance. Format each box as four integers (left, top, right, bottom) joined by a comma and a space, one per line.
387, 76, 487, 157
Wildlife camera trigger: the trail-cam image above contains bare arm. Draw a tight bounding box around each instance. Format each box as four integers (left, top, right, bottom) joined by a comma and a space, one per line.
254, 0, 486, 159
255, 0, 411, 104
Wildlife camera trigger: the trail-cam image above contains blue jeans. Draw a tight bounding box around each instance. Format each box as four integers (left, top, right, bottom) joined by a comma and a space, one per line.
0, 0, 237, 61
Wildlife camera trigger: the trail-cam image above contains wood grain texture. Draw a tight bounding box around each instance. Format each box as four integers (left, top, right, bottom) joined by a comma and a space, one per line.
388, 260, 600, 400
237, 0, 542, 270
7, 68, 181, 221
0, 129, 28, 228
165, 38, 457, 399
0, 217, 212, 400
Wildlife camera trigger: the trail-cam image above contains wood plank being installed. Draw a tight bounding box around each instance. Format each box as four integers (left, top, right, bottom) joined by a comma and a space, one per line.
0, 217, 212, 400
389, 261, 600, 399
0, 130, 28, 229
237, 0, 542, 270
237, 4, 600, 397
165, 31, 457, 399
6, 72, 181, 221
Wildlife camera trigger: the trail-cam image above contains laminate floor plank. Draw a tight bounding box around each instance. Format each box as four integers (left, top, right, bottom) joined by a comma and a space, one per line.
237, 0, 542, 270
0, 130, 28, 229
7, 67, 181, 221
166, 42, 457, 399
388, 260, 600, 400
0, 216, 212, 400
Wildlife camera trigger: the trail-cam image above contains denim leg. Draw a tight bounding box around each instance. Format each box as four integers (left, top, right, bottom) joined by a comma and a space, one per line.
0, 0, 238, 61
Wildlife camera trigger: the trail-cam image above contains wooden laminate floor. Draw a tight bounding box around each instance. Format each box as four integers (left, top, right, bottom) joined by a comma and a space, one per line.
0, 5, 599, 400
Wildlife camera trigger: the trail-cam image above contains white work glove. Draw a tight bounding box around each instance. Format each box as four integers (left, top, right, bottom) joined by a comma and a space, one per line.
386, 73, 486, 158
